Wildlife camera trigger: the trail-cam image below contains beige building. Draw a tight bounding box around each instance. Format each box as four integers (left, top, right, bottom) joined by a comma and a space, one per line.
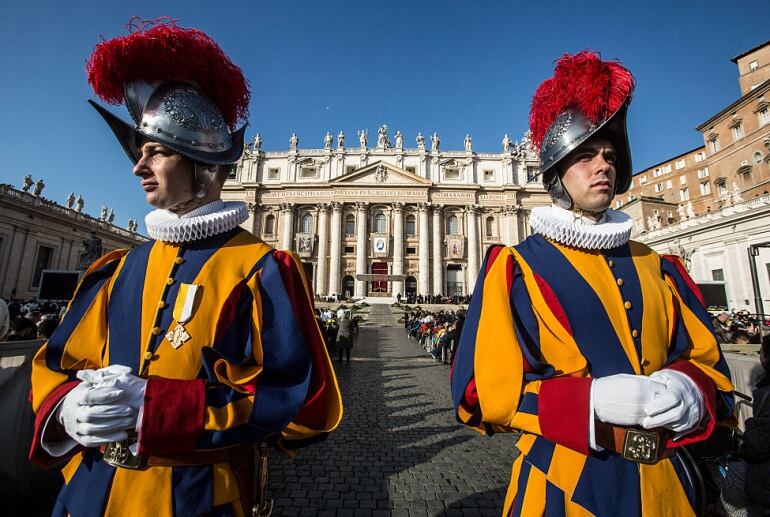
0, 183, 147, 300
622, 40, 770, 220
223, 129, 549, 298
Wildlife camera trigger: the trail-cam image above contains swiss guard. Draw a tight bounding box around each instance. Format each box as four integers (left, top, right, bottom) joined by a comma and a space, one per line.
451, 51, 734, 516
29, 18, 342, 516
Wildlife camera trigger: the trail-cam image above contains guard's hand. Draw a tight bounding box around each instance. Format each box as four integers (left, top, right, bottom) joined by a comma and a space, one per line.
57, 381, 136, 448
592, 374, 666, 426
642, 370, 703, 433
98, 372, 147, 412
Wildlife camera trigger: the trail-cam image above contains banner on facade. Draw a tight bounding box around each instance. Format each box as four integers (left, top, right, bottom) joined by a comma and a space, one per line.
447, 237, 464, 259
371, 235, 388, 256
296, 234, 314, 257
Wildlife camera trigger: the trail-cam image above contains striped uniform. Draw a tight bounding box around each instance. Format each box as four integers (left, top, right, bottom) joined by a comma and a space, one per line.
30, 227, 342, 516
451, 235, 734, 516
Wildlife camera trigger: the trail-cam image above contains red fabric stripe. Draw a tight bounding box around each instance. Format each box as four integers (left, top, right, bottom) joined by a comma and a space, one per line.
533, 273, 574, 336
661, 255, 705, 306
464, 378, 479, 407
273, 251, 329, 429
29, 380, 80, 465
662, 360, 718, 448
138, 377, 205, 455
538, 377, 592, 455
485, 245, 504, 275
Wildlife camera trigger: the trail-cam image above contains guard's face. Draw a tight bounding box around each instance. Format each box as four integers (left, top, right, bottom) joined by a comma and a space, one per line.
132, 140, 195, 209
560, 138, 617, 213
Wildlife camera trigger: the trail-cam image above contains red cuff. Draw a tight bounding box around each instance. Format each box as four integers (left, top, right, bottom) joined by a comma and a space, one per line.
538, 377, 592, 455
138, 377, 205, 455
29, 380, 81, 465
662, 361, 718, 448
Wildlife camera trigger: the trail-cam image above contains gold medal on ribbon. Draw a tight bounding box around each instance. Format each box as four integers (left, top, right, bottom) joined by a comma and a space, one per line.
166, 284, 199, 349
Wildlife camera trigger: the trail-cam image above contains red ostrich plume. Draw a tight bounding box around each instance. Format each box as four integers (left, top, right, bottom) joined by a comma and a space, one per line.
86, 17, 250, 130
529, 51, 635, 151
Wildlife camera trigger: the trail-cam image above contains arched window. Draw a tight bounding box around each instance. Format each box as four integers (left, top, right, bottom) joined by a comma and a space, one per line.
446, 215, 459, 236
485, 216, 495, 237
405, 215, 416, 235
264, 214, 275, 235
301, 214, 313, 233
374, 213, 386, 233
345, 214, 355, 235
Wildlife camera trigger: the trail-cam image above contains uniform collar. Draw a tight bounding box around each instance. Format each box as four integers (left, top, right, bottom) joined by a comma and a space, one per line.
529, 204, 633, 250
145, 200, 248, 243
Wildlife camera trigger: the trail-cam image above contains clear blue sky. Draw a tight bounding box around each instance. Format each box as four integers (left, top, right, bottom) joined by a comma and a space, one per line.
1, 0, 768, 231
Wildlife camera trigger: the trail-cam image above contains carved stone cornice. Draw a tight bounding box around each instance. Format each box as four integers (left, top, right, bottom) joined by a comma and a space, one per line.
464, 204, 480, 215
280, 202, 296, 213
391, 201, 405, 212
417, 202, 431, 212
355, 201, 369, 212
330, 201, 344, 212
316, 202, 331, 213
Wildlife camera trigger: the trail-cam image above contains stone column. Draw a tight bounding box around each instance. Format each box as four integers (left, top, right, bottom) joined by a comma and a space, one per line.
432, 204, 444, 295
418, 202, 431, 295
328, 202, 343, 297
392, 202, 405, 297
354, 202, 369, 298
315, 203, 329, 296
466, 205, 480, 293
280, 202, 295, 250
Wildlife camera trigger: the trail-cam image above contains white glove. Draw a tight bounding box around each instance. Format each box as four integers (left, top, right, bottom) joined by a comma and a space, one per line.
57, 379, 136, 448
592, 374, 666, 426
642, 369, 703, 433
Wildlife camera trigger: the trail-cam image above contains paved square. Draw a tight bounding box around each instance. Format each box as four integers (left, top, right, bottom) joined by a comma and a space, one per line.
268, 305, 519, 516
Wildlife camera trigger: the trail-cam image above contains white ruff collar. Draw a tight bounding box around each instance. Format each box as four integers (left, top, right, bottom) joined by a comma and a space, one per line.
145, 201, 249, 243
529, 204, 633, 250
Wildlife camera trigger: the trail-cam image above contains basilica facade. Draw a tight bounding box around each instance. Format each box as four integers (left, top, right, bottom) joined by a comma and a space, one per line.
222, 128, 550, 298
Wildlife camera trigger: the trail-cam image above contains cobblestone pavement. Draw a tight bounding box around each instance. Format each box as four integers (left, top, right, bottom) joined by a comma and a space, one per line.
268, 305, 519, 517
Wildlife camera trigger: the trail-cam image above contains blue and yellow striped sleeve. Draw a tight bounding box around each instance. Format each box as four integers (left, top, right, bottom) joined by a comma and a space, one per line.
451, 245, 593, 454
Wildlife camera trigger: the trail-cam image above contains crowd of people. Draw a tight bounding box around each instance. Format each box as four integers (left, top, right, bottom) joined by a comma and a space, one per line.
0, 298, 62, 342
711, 310, 768, 344
404, 307, 466, 364
316, 306, 360, 363
399, 293, 471, 306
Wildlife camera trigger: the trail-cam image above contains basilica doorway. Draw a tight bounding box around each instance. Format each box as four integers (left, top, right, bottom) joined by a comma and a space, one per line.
302, 262, 314, 286
405, 276, 417, 298
446, 265, 464, 297
370, 262, 388, 293
342, 275, 355, 299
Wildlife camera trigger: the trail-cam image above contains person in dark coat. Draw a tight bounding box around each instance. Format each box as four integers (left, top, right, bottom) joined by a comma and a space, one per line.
336, 313, 354, 363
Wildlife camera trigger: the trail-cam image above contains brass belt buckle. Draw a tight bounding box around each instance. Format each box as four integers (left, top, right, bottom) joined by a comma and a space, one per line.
102, 439, 148, 470
622, 429, 660, 464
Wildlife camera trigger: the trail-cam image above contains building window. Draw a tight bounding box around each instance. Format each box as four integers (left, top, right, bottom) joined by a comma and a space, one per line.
483, 170, 495, 181
344, 246, 355, 254
301, 214, 313, 233
675, 159, 686, 170
680, 188, 689, 201
300, 167, 317, 179
732, 123, 744, 141
711, 268, 724, 282
717, 182, 727, 198
485, 216, 495, 237
447, 215, 459, 236
639, 175, 648, 184
665, 180, 673, 190
345, 166, 356, 175
654, 183, 664, 193
32, 245, 54, 287
374, 213, 386, 233
679, 175, 687, 185
708, 138, 720, 154
406, 247, 417, 255
405, 166, 417, 174
699, 182, 712, 196
759, 106, 770, 126
653, 168, 663, 178
697, 168, 710, 178
754, 151, 764, 164
527, 166, 539, 182
405, 215, 416, 235
267, 168, 280, 180
444, 168, 460, 180
264, 214, 275, 235
345, 215, 355, 235
749, 60, 759, 71
694, 151, 706, 163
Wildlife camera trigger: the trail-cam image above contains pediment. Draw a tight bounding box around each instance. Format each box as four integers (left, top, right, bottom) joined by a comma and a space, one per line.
330, 161, 432, 186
